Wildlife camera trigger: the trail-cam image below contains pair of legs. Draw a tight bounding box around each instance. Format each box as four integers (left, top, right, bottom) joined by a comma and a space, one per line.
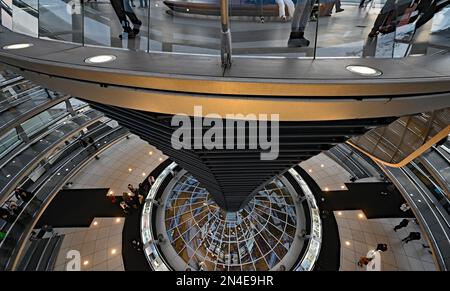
139, 0, 149, 7
325, 0, 345, 15
288, 0, 314, 47
276, 0, 295, 20
360, 0, 372, 8
110, 0, 142, 37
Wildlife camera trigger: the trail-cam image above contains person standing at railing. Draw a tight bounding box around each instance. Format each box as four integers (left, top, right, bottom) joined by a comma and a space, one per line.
276, 0, 295, 21
110, 0, 142, 39
288, 0, 315, 47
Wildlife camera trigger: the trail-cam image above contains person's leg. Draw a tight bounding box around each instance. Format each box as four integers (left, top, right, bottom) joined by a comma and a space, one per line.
288, 0, 313, 47
122, 0, 142, 33
285, 0, 295, 18
276, 0, 286, 18
111, 0, 133, 34
335, 0, 344, 12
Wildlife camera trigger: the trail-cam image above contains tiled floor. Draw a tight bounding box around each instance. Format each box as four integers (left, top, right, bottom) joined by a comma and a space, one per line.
55, 134, 168, 271
53, 217, 125, 271
300, 153, 352, 192
69, 134, 167, 197
336, 210, 437, 271
300, 154, 438, 271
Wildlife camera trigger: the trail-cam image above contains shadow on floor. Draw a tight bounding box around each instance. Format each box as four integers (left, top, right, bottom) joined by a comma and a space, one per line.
36, 188, 124, 228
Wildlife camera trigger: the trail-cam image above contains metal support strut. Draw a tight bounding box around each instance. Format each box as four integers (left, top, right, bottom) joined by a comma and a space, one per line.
220, 0, 232, 69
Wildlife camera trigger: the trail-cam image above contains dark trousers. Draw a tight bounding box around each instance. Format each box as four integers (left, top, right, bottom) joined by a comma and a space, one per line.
110, 0, 141, 29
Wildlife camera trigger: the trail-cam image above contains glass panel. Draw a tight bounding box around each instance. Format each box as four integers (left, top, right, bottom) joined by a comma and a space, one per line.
402, 3, 450, 57
20, 103, 69, 137
38, 0, 83, 43
1, 0, 13, 29
11, 0, 38, 37
315, 0, 397, 58
230, 0, 318, 58
147, 0, 220, 55
0, 128, 19, 156
83, 0, 149, 51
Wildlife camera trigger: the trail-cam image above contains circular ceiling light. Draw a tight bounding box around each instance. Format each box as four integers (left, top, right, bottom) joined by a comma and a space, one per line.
346, 65, 382, 77
2, 43, 34, 50
84, 55, 117, 64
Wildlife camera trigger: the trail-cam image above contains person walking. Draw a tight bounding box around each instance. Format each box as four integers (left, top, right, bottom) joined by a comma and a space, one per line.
288, 0, 315, 47
110, 0, 142, 39
402, 232, 421, 244
394, 218, 409, 231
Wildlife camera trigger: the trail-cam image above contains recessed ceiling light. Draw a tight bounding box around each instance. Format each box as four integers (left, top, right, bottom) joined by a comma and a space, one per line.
346, 65, 382, 77
2, 43, 34, 50
111, 249, 117, 255
159, 157, 163, 161
337, 211, 342, 216
358, 213, 364, 219
116, 218, 121, 223
149, 151, 153, 155
341, 185, 345, 190
128, 168, 132, 172
109, 190, 114, 195
84, 55, 117, 64
308, 169, 312, 173
142, 172, 146, 177
345, 241, 351, 246
320, 164, 324, 168
93, 221, 98, 226
83, 260, 89, 266
324, 187, 329, 192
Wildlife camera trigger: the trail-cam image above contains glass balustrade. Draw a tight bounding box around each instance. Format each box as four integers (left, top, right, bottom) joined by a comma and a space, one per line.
1, 0, 449, 62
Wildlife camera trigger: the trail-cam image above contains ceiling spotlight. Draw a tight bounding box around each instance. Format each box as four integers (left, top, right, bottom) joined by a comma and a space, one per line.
128, 168, 133, 172
109, 190, 114, 195
358, 213, 364, 219
142, 172, 146, 177
345, 241, 351, 246
159, 157, 163, 161
346, 65, 382, 77
337, 211, 342, 216
116, 218, 121, 223
341, 185, 345, 190
111, 249, 117, 255
149, 151, 153, 155
324, 187, 329, 192
2, 43, 34, 50
308, 169, 312, 173
83, 260, 89, 266
320, 164, 324, 168
84, 55, 117, 64
93, 221, 98, 226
